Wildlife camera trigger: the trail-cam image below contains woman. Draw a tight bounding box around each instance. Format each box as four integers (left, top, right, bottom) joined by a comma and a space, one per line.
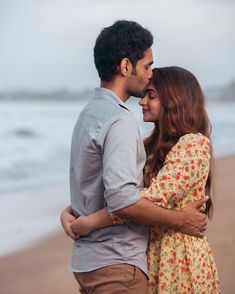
61, 67, 221, 293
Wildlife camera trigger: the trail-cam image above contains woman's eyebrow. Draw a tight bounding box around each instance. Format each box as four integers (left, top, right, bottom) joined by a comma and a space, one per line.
146, 88, 157, 93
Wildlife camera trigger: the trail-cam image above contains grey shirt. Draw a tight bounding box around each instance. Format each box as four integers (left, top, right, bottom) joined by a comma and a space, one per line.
70, 87, 149, 275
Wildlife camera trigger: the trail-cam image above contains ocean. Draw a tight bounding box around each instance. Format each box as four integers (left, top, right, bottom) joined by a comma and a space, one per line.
0, 98, 235, 255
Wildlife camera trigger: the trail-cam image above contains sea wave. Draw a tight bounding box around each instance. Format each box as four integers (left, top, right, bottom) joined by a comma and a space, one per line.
0, 99, 235, 255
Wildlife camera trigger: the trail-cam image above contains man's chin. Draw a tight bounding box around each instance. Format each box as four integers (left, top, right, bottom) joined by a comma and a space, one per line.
131, 90, 146, 99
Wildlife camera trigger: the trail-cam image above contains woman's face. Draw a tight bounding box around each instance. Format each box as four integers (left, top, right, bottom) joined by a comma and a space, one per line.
139, 84, 162, 122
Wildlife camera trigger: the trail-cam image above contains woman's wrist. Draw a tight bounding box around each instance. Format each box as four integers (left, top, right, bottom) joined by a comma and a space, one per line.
87, 214, 99, 232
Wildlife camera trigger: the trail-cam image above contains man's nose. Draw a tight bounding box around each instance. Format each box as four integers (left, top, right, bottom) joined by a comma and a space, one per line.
148, 68, 153, 79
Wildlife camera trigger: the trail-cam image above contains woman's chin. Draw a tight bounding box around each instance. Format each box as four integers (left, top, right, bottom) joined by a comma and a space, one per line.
142, 114, 152, 122
143, 117, 150, 122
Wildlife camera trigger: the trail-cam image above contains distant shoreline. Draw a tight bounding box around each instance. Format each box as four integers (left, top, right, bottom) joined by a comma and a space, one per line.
0, 89, 94, 101
0, 78, 235, 102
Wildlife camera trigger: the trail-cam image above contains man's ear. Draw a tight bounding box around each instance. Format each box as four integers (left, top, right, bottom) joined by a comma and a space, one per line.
119, 58, 132, 77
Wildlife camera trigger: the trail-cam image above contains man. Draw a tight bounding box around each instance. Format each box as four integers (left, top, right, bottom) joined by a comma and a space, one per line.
61, 20, 207, 293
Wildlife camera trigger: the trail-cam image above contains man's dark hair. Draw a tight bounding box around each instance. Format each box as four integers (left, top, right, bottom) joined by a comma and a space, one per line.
94, 20, 153, 81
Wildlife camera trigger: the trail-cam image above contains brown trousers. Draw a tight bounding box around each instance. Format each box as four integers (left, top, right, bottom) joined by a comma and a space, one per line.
73, 263, 148, 294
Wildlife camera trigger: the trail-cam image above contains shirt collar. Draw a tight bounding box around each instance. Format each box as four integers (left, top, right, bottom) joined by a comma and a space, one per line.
95, 87, 132, 112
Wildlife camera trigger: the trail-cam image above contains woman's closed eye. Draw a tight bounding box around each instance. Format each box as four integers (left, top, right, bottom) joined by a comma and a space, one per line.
148, 90, 157, 99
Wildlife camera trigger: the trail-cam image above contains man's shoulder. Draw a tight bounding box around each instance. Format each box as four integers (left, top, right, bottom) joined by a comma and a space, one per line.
82, 96, 136, 125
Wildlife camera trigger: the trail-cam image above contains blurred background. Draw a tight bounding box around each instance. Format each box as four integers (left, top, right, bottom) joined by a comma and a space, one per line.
0, 0, 235, 293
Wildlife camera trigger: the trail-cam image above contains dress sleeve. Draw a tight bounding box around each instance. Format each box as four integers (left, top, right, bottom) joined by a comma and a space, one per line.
141, 134, 211, 209
109, 212, 130, 225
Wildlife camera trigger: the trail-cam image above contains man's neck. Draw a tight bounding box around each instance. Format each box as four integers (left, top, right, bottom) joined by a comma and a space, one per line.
100, 80, 130, 103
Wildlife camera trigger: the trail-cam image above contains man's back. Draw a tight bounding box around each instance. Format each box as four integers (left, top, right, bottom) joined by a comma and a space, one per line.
70, 87, 149, 274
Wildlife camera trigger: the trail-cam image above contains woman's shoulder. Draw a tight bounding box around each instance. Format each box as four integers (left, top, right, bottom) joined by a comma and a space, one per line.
178, 133, 210, 146
166, 133, 211, 160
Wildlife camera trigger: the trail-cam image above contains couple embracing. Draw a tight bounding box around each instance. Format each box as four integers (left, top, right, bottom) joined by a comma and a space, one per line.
60, 20, 220, 294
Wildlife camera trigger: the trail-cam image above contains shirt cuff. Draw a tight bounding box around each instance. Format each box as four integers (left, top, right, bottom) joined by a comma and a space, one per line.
105, 184, 141, 212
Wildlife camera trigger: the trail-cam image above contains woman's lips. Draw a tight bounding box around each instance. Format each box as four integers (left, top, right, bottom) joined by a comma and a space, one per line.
142, 109, 149, 114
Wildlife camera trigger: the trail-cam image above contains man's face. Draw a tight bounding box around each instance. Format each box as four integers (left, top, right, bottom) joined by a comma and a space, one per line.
126, 48, 153, 98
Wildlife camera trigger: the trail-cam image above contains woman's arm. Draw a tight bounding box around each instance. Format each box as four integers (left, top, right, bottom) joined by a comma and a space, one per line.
60, 206, 129, 238
70, 208, 113, 236
61, 198, 208, 239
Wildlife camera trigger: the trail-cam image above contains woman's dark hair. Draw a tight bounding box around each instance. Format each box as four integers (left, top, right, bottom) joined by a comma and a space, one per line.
144, 67, 213, 216
94, 20, 153, 81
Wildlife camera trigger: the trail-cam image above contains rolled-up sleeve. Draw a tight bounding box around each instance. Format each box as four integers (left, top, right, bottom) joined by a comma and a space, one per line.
102, 115, 141, 212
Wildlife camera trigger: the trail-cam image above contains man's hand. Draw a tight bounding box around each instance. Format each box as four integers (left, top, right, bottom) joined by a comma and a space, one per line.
177, 197, 208, 237
60, 205, 79, 240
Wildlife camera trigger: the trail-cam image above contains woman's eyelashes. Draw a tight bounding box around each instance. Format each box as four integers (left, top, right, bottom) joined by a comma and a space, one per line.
148, 91, 157, 99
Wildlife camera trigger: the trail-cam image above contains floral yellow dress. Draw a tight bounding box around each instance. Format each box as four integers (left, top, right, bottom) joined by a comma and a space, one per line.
112, 133, 221, 294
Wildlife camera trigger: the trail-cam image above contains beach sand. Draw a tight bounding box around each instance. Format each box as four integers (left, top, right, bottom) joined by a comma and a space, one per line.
0, 156, 234, 294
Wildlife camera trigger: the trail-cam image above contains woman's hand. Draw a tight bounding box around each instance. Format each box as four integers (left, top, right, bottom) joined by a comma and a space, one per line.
70, 208, 114, 236
71, 215, 94, 236
60, 205, 79, 240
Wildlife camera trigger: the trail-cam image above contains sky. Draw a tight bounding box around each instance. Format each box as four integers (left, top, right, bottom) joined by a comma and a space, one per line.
1, 0, 235, 91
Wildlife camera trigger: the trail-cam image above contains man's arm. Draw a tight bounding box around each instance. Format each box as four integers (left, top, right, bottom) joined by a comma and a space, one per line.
69, 196, 207, 238
112, 133, 209, 236
65, 117, 207, 238
114, 196, 208, 237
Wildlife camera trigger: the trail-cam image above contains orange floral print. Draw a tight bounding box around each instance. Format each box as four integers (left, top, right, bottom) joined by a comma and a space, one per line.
110, 133, 220, 293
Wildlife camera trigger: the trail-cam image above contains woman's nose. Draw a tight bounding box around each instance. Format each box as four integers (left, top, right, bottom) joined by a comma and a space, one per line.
139, 96, 147, 106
